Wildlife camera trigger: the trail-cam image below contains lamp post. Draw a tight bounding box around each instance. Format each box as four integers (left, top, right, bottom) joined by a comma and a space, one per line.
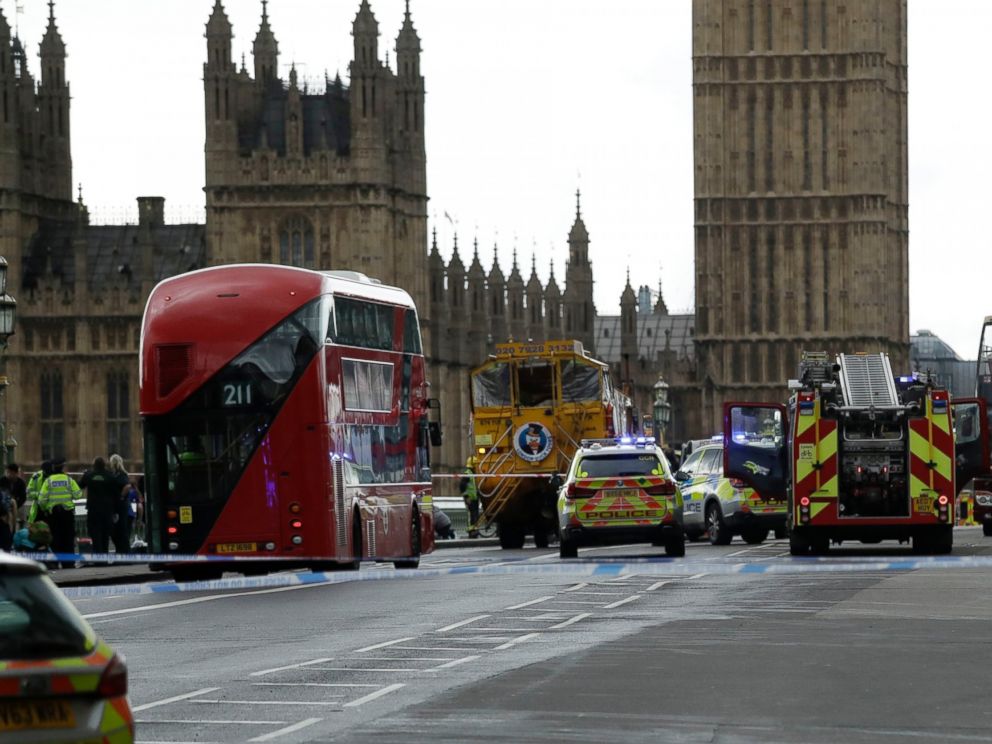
652, 375, 671, 446
0, 256, 17, 467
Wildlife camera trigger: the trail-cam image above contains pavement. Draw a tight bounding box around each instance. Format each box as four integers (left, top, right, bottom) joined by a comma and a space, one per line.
48, 536, 500, 587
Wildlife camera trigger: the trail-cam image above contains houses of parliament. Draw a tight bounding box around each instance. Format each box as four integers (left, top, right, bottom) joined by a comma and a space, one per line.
0, 0, 908, 479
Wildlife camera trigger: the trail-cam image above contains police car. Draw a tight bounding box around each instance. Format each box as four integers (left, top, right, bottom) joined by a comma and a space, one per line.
0, 553, 134, 743
676, 438, 787, 545
557, 437, 684, 558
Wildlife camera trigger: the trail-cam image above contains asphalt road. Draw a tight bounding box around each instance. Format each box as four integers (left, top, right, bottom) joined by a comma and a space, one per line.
69, 527, 992, 743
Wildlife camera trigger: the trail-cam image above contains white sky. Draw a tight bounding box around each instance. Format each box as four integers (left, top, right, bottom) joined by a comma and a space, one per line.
9, 1, 989, 361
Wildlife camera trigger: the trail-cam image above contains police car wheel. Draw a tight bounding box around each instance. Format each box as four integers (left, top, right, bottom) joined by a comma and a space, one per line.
983, 523, 992, 537
664, 537, 685, 558
559, 538, 578, 559
706, 504, 732, 546
741, 528, 767, 545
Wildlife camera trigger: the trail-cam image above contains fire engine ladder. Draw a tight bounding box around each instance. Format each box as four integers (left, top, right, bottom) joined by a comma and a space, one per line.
838, 353, 899, 407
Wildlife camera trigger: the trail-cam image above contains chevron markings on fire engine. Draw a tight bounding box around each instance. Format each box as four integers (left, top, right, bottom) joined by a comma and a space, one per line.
59, 553, 992, 599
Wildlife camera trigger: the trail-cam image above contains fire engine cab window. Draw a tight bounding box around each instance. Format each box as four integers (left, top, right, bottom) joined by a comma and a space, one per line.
578, 454, 663, 478
731, 407, 783, 447
560, 359, 601, 403
517, 361, 554, 407
472, 363, 511, 408
956, 403, 980, 444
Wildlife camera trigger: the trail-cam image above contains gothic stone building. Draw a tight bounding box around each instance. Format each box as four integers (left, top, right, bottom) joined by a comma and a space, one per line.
0, 1, 604, 477
692, 0, 910, 432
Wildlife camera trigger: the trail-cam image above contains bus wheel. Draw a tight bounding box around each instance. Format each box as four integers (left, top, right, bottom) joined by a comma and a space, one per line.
394, 508, 421, 569
344, 511, 362, 571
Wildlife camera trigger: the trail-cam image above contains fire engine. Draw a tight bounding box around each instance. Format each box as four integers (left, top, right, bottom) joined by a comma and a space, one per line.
723, 351, 990, 555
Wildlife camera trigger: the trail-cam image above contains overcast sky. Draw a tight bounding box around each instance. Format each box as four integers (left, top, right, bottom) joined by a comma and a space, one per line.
9, 1, 989, 362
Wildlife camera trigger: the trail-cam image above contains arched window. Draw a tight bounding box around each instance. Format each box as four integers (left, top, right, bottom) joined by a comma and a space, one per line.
279, 216, 316, 269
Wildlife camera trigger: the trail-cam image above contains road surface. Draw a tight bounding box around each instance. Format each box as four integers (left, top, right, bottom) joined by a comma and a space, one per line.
69, 527, 992, 743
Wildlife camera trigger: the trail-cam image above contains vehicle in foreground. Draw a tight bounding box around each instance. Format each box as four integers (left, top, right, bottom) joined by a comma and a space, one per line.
676, 438, 787, 545
0, 553, 133, 743
972, 315, 992, 536
470, 339, 635, 549
557, 437, 684, 558
724, 351, 991, 555
141, 265, 437, 581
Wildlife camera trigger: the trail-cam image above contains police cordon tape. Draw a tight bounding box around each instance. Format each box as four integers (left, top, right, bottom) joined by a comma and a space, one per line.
57, 553, 992, 600
22, 551, 302, 564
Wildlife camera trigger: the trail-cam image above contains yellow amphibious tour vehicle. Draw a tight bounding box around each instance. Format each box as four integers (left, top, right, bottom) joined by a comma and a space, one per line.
469, 340, 634, 548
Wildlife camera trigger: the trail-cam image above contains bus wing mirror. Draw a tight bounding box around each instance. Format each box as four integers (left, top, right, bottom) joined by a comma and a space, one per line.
426, 398, 443, 446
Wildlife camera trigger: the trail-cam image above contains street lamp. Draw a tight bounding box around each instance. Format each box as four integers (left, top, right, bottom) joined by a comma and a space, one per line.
0, 256, 15, 468
653, 375, 671, 445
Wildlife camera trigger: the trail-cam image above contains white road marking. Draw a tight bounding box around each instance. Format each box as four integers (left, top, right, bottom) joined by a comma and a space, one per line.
195, 700, 341, 706
136, 719, 284, 725
83, 582, 333, 619
544, 599, 602, 605
309, 667, 420, 672
603, 594, 642, 609
429, 655, 480, 670
343, 683, 405, 707
132, 688, 220, 712
394, 646, 478, 652
725, 547, 764, 557
250, 658, 333, 677
354, 637, 415, 653
646, 580, 671, 591
436, 615, 490, 633
494, 632, 541, 651
564, 582, 588, 591
505, 596, 553, 610
550, 612, 592, 629
253, 683, 378, 688
248, 718, 322, 742
351, 656, 457, 662
687, 572, 708, 580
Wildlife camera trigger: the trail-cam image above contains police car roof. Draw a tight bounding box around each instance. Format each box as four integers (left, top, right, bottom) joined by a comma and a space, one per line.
0, 552, 46, 576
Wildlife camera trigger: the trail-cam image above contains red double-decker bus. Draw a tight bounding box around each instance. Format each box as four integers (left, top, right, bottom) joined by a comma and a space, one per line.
140, 265, 436, 581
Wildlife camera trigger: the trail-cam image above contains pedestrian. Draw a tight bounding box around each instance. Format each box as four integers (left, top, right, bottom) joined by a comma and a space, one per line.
124, 480, 144, 548
78, 457, 118, 556
13, 520, 52, 553
108, 454, 133, 552
433, 504, 455, 540
0, 476, 14, 551
5, 464, 27, 530
35, 458, 80, 569
26, 460, 52, 523
459, 457, 480, 539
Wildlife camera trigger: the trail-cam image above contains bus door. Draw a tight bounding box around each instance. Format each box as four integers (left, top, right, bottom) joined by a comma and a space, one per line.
722, 402, 789, 500
952, 398, 991, 493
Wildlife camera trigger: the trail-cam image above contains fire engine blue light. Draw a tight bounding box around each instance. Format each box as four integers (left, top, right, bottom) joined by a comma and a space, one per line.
899, 375, 913, 383
619, 437, 633, 444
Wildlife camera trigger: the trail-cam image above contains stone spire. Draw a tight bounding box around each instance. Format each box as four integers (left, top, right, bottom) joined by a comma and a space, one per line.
253, 0, 279, 83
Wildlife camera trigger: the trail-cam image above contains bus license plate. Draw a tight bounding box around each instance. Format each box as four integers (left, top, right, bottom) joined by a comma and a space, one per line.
216, 542, 257, 554
0, 699, 75, 731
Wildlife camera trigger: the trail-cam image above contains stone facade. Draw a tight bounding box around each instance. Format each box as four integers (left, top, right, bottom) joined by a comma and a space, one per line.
692, 0, 910, 432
